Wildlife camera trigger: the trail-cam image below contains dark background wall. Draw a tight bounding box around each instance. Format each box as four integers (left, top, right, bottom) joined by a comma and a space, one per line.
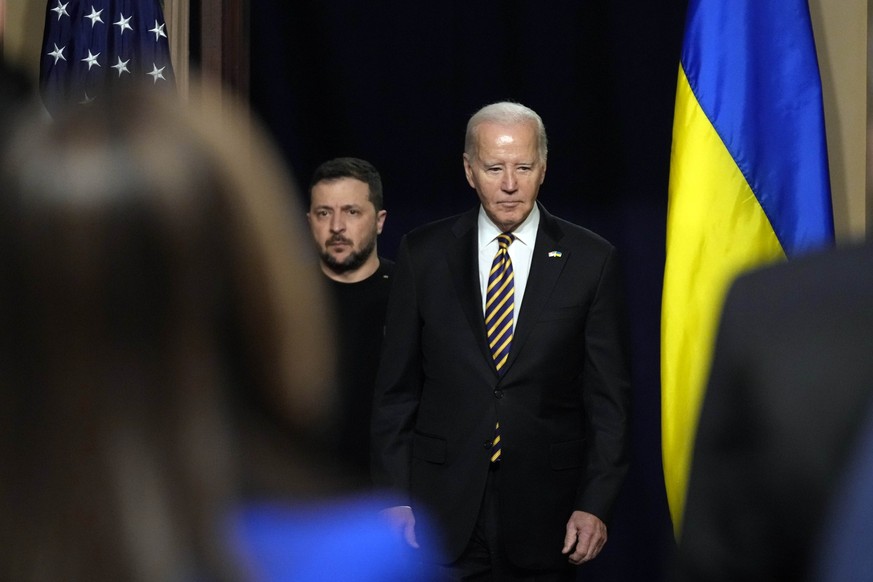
249, 2, 688, 579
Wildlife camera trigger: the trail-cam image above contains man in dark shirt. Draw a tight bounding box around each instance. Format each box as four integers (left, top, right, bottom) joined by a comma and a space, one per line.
307, 157, 394, 483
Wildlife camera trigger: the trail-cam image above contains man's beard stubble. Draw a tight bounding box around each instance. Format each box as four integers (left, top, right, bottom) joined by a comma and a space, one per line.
321, 232, 378, 275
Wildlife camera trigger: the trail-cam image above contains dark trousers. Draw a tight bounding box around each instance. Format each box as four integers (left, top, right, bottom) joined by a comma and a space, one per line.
430, 464, 575, 582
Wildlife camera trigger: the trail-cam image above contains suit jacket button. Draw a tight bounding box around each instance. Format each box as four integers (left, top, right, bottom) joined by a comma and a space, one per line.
493, 389, 503, 399
483, 440, 493, 449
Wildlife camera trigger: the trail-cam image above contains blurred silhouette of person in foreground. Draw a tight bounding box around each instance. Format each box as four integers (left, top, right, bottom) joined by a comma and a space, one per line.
1, 56, 34, 147
0, 84, 422, 581
813, 395, 873, 582
674, 241, 873, 582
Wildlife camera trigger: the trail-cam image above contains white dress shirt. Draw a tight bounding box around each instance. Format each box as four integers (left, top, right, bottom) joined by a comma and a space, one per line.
477, 204, 540, 323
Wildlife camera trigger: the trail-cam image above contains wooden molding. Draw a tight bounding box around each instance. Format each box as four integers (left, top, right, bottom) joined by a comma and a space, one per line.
164, 0, 190, 101
198, 0, 249, 100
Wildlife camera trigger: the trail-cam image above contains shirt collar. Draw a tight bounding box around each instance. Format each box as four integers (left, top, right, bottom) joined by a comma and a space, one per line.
477, 203, 540, 248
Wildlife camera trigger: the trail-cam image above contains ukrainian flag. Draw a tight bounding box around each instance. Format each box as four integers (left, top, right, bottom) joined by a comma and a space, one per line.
661, 0, 834, 537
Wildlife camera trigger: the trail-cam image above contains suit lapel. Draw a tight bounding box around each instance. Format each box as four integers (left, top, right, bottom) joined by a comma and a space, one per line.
446, 209, 495, 367
448, 204, 569, 378
502, 205, 567, 374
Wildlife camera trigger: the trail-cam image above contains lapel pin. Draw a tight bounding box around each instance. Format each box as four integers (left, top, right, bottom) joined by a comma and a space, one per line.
548, 251, 563, 258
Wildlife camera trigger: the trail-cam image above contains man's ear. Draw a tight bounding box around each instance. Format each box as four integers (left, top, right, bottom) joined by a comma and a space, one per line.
463, 153, 476, 188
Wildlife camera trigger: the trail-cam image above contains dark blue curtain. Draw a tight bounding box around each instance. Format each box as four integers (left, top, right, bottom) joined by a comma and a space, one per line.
249, 2, 687, 579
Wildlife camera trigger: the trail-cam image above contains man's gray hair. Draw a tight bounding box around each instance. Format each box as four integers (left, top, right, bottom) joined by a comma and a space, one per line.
464, 101, 548, 162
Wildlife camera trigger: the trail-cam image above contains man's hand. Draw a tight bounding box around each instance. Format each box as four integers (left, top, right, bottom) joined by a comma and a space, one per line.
379, 505, 419, 548
561, 510, 607, 565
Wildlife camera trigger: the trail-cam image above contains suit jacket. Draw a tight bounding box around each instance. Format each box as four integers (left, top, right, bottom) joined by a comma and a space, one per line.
814, 397, 873, 582
371, 203, 631, 569
675, 242, 873, 581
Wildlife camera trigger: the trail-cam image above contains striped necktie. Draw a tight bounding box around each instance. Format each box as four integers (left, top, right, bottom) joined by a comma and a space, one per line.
485, 232, 514, 462
486, 232, 515, 372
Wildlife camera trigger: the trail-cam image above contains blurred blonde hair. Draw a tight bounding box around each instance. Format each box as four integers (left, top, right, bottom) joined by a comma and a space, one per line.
0, 82, 335, 581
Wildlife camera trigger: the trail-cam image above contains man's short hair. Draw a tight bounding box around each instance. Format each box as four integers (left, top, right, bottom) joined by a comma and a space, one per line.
309, 157, 384, 211
464, 102, 548, 163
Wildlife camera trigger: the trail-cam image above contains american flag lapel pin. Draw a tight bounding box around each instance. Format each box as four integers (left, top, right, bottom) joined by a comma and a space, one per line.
548, 251, 563, 258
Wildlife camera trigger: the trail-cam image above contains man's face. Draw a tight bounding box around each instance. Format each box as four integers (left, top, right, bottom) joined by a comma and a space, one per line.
463, 121, 546, 233
307, 178, 386, 275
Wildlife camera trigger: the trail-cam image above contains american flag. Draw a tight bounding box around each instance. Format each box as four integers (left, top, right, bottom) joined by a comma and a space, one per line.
40, 0, 175, 117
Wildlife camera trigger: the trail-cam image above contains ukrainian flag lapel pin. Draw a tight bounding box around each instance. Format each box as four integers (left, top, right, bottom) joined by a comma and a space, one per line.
548, 250, 563, 258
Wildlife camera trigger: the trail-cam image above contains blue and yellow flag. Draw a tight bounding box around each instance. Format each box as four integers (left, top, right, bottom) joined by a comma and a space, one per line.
661, 0, 834, 537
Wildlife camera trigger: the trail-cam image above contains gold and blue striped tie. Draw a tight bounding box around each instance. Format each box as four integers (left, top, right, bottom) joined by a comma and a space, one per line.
485, 232, 514, 462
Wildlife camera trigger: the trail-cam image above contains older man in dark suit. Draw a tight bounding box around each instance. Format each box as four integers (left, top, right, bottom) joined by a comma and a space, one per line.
371, 101, 631, 580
